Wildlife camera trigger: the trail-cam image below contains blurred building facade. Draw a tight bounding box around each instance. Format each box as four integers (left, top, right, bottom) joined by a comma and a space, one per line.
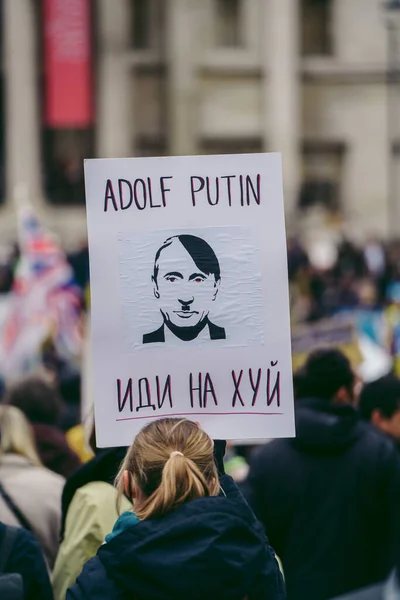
0, 0, 397, 245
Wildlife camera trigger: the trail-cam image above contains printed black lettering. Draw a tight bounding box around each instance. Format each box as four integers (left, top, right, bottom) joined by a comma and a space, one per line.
148, 177, 161, 208
156, 375, 173, 409
191, 176, 205, 206
118, 179, 133, 210
232, 370, 245, 407
221, 175, 236, 206
246, 174, 261, 206
203, 373, 218, 407
249, 368, 262, 406
104, 179, 118, 212
133, 179, 147, 210
136, 378, 156, 411
117, 378, 133, 412
267, 362, 280, 407
239, 175, 244, 206
189, 372, 203, 408
160, 176, 173, 207
206, 176, 219, 206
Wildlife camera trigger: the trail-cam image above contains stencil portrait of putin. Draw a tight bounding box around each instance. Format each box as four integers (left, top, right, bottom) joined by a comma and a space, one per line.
143, 234, 226, 344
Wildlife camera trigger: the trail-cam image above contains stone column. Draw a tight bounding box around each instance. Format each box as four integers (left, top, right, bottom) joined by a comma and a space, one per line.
166, 0, 197, 156
96, 0, 133, 157
3, 0, 42, 205
264, 0, 301, 226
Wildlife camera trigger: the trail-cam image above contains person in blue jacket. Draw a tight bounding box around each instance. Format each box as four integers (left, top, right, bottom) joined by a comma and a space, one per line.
67, 418, 284, 600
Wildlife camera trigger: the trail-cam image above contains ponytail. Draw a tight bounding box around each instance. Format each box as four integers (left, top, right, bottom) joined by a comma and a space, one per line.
136, 451, 214, 520
116, 418, 220, 520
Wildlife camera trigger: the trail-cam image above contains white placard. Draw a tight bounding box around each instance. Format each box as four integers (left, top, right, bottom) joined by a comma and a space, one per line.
84, 153, 294, 447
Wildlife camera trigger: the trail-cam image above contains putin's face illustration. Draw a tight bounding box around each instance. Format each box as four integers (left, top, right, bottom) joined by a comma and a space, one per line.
155, 238, 219, 329
143, 235, 226, 343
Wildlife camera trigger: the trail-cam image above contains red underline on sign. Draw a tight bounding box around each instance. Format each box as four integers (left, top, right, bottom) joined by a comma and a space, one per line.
116, 412, 284, 422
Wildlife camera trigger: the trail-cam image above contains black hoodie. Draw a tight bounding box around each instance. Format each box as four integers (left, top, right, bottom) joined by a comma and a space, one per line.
243, 397, 400, 600
67, 475, 285, 600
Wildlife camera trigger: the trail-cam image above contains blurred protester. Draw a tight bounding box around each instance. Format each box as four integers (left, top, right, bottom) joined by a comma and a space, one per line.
243, 348, 400, 600
0, 243, 18, 295
287, 236, 309, 280
0, 405, 64, 568
359, 374, 400, 444
67, 243, 90, 293
292, 366, 310, 400
384, 282, 400, 376
0, 523, 53, 600
224, 443, 249, 482
59, 373, 82, 433
355, 280, 383, 342
334, 238, 365, 280
363, 237, 386, 281
67, 419, 284, 600
335, 272, 360, 311
4, 377, 81, 478
53, 437, 130, 600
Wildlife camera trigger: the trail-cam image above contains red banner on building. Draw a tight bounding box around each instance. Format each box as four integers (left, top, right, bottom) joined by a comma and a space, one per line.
43, 0, 93, 127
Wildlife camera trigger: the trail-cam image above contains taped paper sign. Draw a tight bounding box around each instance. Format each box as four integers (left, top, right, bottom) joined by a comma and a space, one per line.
84, 153, 294, 446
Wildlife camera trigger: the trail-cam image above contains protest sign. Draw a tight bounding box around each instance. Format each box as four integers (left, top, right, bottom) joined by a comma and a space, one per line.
291, 318, 362, 372
84, 153, 294, 446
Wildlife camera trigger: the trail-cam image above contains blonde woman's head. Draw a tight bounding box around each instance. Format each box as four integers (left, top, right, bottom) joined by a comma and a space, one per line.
0, 405, 42, 466
116, 418, 219, 520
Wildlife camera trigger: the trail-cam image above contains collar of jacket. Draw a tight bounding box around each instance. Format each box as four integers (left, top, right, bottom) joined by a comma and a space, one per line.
105, 511, 140, 543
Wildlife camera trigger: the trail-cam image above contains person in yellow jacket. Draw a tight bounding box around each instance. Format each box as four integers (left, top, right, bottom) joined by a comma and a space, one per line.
52, 446, 131, 600
52, 480, 131, 600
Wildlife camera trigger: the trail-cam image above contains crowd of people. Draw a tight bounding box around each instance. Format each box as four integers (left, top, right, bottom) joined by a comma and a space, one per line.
288, 236, 400, 322
0, 236, 400, 598
0, 345, 398, 598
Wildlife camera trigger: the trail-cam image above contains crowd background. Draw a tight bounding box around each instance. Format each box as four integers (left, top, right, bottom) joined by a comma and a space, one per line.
1, 0, 400, 598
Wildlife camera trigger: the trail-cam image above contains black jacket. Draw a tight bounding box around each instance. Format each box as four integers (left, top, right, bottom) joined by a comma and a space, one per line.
61, 447, 128, 539
0, 523, 54, 600
242, 397, 400, 600
331, 570, 399, 599
67, 475, 285, 600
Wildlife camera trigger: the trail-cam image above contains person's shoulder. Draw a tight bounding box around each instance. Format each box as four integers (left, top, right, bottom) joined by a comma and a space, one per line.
74, 480, 130, 512
67, 553, 117, 600
29, 463, 65, 486
208, 320, 226, 340
356, 420, 400, 462
66, 481, 131, 535
246, 440, 294, 476
76, 480, 116, 498
252, 439, 291, 460
357, 420, 395, 449
143, 325, 164, 344
6, 525, 44, 569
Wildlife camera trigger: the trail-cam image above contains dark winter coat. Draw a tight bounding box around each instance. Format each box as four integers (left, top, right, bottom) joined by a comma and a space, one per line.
331, 570, 399, 600
60, 447, 128, 539
0, 522, 53, 600
67, 475, 285, 600
242, 397, 400, 600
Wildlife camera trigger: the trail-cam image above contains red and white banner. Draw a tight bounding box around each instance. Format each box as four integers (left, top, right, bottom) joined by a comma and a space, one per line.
43, 0, 93, 127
